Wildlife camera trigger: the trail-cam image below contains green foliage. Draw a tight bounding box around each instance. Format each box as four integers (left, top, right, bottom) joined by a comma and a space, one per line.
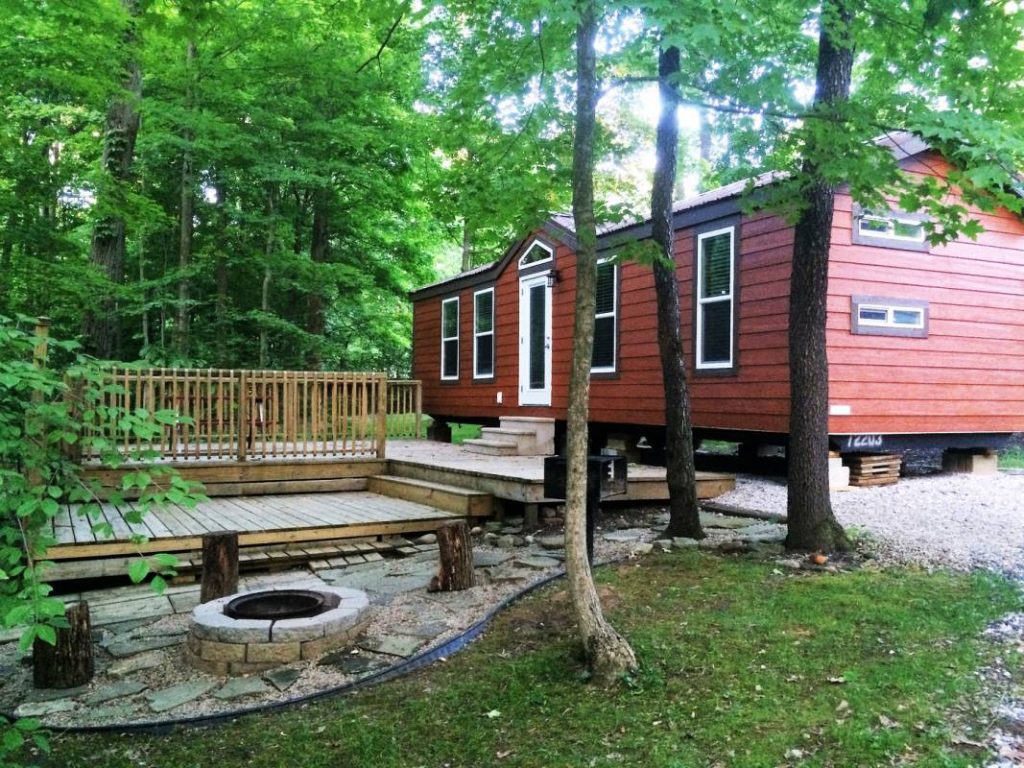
0, 317, 197, 765
51, 554, 1022, 767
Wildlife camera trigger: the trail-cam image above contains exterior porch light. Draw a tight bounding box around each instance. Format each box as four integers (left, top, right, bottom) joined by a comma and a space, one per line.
546, 270, 559, 288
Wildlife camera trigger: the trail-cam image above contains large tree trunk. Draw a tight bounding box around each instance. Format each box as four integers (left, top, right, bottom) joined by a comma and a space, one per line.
306, 187, 329, 369
460, 220, 473, 272
651, 46, 704, 541
174, 39, 196, 359
82, 0, 142, 360
259, 185, 278, 368
214, 181, 229, 366
786, 0, 853, 553
566, 0, 637, 686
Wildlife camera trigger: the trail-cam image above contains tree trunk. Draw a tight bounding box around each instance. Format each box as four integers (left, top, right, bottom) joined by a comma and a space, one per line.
214, 181, 229, 366
175, 39, 196, 360
306, 187, 329, 369
82, 0, 142, 360
260, 185, 277, 368
651, 45, 704, 541
200, 531, 239, 603
428, 521, 475, 592
566, 0, 637, 686
460, 220, 473, 272
33, 602, 93, 689
786, 0, 853, 553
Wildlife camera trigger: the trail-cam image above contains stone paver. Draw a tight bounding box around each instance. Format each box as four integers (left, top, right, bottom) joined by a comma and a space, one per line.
15, 699, 78, 718
699, 512, 757, 529
26, 684, 89, 703
84, 680, 148, 705
105, 634, 184, 658
213, 677, 271, 700
264, 667, 301, 692
363, 634, 423, 658
146, 680, 219, 713
319, 651, 381, 675
472, 550, 513, 568
602, 529, 647, 542
107, 651, 164, 677
515, 555, 562, 570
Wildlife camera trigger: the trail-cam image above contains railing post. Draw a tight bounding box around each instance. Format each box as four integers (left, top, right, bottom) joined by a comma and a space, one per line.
376, 374, 388, 459
414, 380, 422, 439
237, 370, 248, 462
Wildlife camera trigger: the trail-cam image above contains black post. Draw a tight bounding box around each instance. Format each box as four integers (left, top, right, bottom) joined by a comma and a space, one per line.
586, 471, 600, 565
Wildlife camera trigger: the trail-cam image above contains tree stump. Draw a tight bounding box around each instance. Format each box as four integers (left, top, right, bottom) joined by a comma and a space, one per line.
33, 601, 93, 689
200, 530, 239, 603
428, 521, 475, 592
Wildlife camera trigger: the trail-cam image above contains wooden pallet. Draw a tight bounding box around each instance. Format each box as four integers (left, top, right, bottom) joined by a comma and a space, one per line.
843, 453, 902, 487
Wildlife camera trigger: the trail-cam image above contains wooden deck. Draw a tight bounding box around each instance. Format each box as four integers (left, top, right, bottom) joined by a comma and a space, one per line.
49, 439, 735, 582
49, 492, 457, 561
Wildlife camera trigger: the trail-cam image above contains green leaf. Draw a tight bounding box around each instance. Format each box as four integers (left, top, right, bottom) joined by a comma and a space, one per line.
128, 559, 149, 584
35, 623, 57, 646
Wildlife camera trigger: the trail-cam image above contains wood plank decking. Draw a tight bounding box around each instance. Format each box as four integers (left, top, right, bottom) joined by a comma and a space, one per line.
48, 492, 457, 561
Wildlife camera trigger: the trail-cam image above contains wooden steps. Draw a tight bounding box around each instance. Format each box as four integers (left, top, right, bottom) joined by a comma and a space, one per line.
843, 453, 902, 487
42, 537, 408, 583
461, 438, 518, 456
367, 475, 493, 517
81, 458, 386, 499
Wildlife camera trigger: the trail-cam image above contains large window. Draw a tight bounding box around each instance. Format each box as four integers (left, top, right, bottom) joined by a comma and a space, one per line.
473, 288, 494, 378
851, 295, 929, 338
696, 226, 735, 370
592, 260, 617, 373
441, 297, 459, 380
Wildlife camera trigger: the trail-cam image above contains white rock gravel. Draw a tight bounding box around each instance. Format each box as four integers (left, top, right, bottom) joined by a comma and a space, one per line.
714, 472, 1024, 574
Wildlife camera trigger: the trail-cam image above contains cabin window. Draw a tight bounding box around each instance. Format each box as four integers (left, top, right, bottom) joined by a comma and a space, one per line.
852, 206, 929, 252
518, 240, 553, 269
696, 226, 736, 370
592, 260, 617, 373
441, 297, 459, 380
473, 288, 494, 379
851, 295, 928, 338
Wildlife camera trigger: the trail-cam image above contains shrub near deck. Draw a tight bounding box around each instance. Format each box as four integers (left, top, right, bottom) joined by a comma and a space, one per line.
55, 553, 1020, 768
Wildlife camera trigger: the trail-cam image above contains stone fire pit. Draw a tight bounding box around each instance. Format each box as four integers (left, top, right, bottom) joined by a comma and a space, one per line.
187, 585, 370, 675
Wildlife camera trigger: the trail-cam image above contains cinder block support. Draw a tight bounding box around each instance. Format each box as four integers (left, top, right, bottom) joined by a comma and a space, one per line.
942, 449, 998, 475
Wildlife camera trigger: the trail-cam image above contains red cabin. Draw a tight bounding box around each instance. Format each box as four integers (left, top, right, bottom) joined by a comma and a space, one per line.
410, 139, 1024, 459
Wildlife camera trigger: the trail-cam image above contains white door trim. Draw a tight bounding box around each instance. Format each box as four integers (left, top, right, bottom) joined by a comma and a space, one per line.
518, 274, 552, 406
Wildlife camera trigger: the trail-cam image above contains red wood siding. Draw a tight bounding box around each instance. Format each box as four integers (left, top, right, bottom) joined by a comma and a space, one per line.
415, 151, 1024, 439
827, 155, 1024, 435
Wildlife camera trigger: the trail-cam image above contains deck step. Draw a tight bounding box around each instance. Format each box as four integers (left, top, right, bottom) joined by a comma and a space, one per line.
462, 438, 519, 456
367, 475, 493, 517
480, 427, 534, 443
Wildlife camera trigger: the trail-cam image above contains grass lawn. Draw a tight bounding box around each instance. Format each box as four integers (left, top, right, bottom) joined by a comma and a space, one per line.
1000, 446, 1024, 469
50, 552, 1019, 768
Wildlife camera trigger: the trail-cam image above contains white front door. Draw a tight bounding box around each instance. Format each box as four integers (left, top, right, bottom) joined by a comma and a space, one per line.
518, 274, 552, 406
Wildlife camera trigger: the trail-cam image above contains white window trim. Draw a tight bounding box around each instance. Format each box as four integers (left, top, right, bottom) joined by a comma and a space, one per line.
857, 214, 926, 243
517, 239, 553, 269
473, 287, 494, 379
857, 304, 925, 330
591, 259, 617, 374
441, 296, 459, 381
696, 226, 735, 370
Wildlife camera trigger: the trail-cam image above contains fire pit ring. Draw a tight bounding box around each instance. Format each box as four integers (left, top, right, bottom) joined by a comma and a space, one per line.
224, 589, 333, 621
187, 584, 370, 676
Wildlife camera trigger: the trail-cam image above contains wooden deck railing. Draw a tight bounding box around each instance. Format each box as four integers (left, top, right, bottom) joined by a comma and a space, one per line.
77, 367, 422, 463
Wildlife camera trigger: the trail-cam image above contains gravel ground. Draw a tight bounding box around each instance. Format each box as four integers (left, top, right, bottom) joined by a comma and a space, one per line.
713, 471, 1024, 575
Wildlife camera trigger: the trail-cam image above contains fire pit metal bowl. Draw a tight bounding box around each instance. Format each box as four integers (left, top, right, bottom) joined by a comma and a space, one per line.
224, 589, 331, 621
188, 584, 370, 676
